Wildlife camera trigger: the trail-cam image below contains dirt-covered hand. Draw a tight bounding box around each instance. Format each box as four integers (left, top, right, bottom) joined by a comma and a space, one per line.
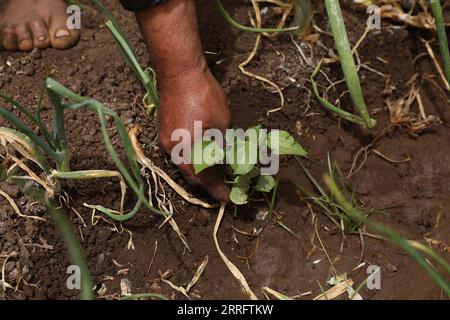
157, 67, 231, 202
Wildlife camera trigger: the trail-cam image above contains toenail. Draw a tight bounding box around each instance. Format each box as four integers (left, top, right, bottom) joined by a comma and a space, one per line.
38, 35, 47, 42
55, 29, 70, 38
19, 38, 31, 44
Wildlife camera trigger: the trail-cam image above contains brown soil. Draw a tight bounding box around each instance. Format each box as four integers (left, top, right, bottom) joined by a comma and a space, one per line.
0, 0, 449, 300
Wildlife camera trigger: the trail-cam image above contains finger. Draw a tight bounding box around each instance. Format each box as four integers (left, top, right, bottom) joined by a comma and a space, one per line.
211, 103, 231, 132
198, 167, 230, 202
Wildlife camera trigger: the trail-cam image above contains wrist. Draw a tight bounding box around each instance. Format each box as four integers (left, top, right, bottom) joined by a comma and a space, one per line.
157, 57, 210, 91
156, 53, 207, 80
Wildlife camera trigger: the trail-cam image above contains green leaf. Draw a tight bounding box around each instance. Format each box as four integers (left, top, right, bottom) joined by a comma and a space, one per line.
229, 168, 259, 205
191, 139, 224, 174
224, 125, 263, 146
230, 139, 257, 175
246, 125, 263, 143
230, 186, 249, 205
268, 130, 307, 156
255, 175, 276, 193
227, 129, 261, 175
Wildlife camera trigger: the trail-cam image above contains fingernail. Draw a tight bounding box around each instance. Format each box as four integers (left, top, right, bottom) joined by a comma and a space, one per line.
55, 29, 70, 38
38, 35, 47, 42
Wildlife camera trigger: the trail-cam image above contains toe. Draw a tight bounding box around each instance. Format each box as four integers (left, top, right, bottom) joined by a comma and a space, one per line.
15, 24, 33, 51
29, 18, 51, 49
48, 14, 79, 50
1, 27, 18, 51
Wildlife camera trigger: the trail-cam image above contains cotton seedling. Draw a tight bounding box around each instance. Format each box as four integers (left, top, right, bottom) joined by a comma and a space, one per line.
191, 125, 307, 205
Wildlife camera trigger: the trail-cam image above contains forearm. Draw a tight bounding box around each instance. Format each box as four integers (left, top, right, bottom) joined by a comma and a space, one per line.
120, 0, 231, 201
119, 0, 167, 12
133, 0, 207, 87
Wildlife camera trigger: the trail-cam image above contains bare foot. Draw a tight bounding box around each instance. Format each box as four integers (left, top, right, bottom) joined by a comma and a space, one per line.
0, 0, 79, 51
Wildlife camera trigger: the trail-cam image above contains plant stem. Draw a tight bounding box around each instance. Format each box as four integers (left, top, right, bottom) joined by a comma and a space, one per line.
0, 92, 56, 148
292, 0, 312, 38
324, 0, 376, 128
430, 0, 450, 86
45, 78, 167, 218
47, 91, 67, 148
9, 177, 94, 300
47, 89, 70, 172
311, 61, 369, 127
0, 108, 62, 163
105, 21, 159, 107
119, 293, 169, 300
215, 0, 299, 33
324, 175, 450, 296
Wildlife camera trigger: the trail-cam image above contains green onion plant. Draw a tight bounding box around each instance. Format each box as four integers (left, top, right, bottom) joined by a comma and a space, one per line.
430, 0, 450, 85
312, 0, 376, 129
0, 78, 167, 221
